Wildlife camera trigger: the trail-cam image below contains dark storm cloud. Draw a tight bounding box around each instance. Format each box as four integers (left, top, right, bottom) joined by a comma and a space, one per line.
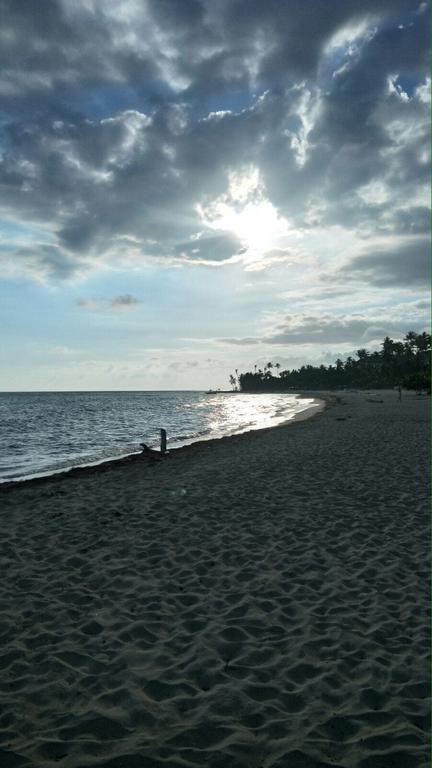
339, 238, 430, 287
213, 0, 422, 84
0, 0, 422, 104
0, 0, 429, 280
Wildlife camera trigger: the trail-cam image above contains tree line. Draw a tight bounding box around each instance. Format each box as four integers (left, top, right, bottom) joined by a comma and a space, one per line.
232, 331, 431, 393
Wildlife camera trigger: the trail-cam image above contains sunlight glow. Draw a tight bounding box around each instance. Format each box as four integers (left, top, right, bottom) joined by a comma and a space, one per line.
196, 165, 299, 266
207, 199, 291, 253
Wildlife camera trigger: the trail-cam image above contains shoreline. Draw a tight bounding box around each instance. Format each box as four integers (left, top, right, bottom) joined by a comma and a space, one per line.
0, 394, 326, 493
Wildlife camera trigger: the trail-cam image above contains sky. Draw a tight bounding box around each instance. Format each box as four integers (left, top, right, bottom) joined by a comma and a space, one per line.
0, 0, 430, 391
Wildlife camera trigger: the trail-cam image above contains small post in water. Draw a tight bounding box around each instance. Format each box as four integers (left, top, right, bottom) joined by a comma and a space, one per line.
160, 428, 167, 454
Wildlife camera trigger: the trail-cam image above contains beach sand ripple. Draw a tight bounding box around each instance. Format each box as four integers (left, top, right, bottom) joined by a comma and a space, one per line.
0, 391, 429, 767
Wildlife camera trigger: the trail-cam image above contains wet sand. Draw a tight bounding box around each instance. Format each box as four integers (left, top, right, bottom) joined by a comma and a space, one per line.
0, 391, 429, 767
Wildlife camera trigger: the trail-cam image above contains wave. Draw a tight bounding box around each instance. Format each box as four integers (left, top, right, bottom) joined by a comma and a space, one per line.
0, 392, 317, 483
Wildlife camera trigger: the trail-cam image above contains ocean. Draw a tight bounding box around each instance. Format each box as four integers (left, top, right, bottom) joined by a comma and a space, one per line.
0, 391, 317, 483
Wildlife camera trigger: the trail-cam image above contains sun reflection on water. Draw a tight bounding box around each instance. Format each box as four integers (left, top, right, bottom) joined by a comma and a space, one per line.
170, 392, 317, 447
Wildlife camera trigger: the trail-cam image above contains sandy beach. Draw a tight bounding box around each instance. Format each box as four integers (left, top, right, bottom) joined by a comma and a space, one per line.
0, 390, 429, 768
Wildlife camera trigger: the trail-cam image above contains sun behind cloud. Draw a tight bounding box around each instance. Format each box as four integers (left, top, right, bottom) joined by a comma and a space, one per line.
196, 166, 300, 269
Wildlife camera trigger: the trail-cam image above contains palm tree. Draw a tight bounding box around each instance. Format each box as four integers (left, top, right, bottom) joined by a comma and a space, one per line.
404, 331, 418, 351
238, 330, 431, 393
415, 331, 431, 353
356, 348, 370, 361
382, 336, 396, 361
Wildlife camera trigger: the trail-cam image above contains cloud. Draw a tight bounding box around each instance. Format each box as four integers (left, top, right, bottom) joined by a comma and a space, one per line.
220, 301, 430, 346
174, 231, 243, 263
0, 0, 429, 286
110, 293, 140, 308
49, 345, 78, 356
77, 294, 140, 311
0, 242, 83, 281
168, 360, 200, 371
338, 237, 430, 287
217, 336, 261, 346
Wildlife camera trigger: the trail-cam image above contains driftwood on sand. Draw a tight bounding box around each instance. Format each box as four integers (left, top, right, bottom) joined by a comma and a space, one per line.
140, 428, 168, 459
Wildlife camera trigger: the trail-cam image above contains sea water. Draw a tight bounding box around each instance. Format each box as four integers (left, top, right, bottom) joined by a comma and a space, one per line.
0, 391, 317, 482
